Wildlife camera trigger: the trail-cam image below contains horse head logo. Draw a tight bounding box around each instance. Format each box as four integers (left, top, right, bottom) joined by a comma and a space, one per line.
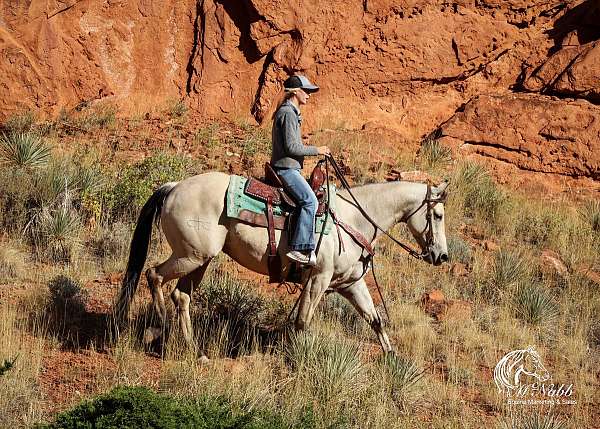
493, 346, 551, 396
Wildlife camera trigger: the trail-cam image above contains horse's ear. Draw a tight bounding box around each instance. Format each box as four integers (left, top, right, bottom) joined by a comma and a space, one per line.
435, 181, 450, 201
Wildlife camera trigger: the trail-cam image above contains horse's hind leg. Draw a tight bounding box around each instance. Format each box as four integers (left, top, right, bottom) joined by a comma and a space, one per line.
171, 260, 211, 351
145, 255, 204, 346
337, 278, 393, 354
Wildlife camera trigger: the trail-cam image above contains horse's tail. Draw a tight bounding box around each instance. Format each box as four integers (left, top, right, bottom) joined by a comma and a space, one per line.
114, 182, 178, 327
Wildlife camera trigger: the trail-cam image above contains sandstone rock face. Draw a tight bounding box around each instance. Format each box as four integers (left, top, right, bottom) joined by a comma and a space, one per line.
440, 94, 600, 179
1, 0, 600, 180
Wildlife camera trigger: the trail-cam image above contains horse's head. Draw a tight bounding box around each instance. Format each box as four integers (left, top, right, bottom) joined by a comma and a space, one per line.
405, 182, 449, 266
521, 346, 550, 383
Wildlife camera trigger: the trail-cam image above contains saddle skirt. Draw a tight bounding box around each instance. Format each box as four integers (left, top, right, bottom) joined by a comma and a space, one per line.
226, 174, 335, 234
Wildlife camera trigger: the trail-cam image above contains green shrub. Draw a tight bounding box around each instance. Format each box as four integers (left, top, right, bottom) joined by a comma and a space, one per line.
0, 132, 51, 169
194, 272, 284, 357
40, 386, 316, 429
166, 99, 188, 119
515, 208, 562, 246
107, 152, 195, 217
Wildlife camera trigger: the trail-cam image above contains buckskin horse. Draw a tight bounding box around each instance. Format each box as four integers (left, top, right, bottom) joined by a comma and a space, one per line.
115, 166, 449, 358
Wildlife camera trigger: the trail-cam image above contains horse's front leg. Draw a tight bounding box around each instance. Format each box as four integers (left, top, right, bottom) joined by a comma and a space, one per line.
295, 270, 333, 331
337, 278, 394, 354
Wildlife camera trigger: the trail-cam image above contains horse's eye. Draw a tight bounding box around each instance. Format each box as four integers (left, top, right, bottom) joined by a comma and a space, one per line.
434, 213, 443, 221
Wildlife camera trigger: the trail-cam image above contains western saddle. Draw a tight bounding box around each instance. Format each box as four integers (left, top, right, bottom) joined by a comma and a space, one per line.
243, 162, 327, 282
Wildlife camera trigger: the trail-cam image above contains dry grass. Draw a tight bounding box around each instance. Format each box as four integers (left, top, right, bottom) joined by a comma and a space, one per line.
0, 114, 597, 428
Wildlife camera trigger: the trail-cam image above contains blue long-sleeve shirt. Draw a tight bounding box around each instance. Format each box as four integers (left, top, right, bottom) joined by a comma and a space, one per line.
271, 100, 318, 169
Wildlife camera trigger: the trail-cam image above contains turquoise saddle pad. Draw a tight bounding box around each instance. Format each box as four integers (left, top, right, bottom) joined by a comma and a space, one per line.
226, 175, 335, 234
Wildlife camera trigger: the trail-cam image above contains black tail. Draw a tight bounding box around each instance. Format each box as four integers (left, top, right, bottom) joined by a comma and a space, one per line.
114, 182, 177, 326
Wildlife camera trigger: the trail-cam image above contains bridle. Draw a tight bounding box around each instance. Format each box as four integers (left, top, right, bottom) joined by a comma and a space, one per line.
327, 155, 447, 261
400, 183, 448, 262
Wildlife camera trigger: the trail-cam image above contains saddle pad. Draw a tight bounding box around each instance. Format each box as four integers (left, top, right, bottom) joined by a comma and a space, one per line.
226, 175, 335, 234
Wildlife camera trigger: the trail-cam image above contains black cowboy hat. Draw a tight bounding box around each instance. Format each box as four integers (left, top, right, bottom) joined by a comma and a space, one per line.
283, 75, 319, 93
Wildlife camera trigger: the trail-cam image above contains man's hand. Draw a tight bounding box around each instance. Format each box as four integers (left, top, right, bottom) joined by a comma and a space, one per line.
317, 146, 331, 156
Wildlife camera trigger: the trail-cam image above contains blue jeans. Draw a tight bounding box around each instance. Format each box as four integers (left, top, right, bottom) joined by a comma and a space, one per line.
276, 168, 317, 251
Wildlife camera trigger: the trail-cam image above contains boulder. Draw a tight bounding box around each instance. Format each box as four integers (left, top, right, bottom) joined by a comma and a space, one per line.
419, 289, 472, 321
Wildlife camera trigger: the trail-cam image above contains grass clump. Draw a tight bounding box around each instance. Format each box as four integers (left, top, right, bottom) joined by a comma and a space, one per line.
30, 201, 82, 263
453, 161, 509, 227
0, 244, 27, 280
40, 385, 315, 429
579, 200, 600, 235
0, 132, 51, 169
2, 111, 36, 133
48, 275, 89, 314
500, 411, 566, 429
512, 281, 558, 327
447, 236, 473, 265
419, 130, 451, 170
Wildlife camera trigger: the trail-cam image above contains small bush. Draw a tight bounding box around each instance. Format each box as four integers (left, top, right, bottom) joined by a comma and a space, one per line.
0, 132, 51, 169
512, 281, 558, 327
41, 386, 314, 429
2, 111, 36, 133
194, 272, 284, 357
48, 274, 88, 314
515, 209, 562, 246
30, 200, 81, 263
166, 99, 188, 119
107, 152, 194, 217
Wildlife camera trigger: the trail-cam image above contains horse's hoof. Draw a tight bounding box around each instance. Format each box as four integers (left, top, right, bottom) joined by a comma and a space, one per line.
143, 327, 161, 344
199, 355, 210, 365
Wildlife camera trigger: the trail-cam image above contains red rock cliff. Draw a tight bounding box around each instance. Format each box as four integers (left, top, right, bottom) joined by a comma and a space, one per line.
1, 0, 599, 178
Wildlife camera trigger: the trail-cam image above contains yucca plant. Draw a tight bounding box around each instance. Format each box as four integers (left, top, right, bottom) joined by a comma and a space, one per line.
31, 197, 81, 263
378, 353, 425, 398
286, 331, 364, 401
512, 282, 559, 327
0, 132, 50, 169
492, 249, 528, 290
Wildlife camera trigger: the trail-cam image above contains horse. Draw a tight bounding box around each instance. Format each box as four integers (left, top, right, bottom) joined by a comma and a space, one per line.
494, 346, 551, 396
115, 171, 449, 357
